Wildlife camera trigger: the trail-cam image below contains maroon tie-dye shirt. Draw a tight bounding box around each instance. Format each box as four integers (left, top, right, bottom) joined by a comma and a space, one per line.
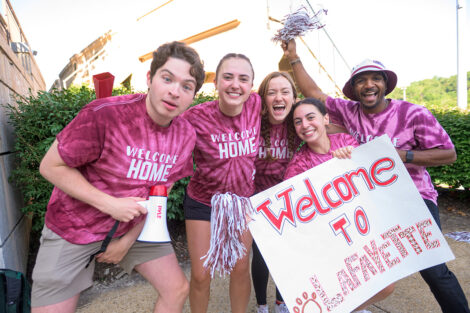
45, 94, 195, 244
284, 133, 359, 180
182, 92, 262, 206
254, 122, 296, 193
325, 97, 454, 204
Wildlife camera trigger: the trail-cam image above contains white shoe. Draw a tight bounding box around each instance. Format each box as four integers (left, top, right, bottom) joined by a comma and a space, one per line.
352, 310, 372, 313
274, 303, 289, 313
257, 304, 269, 313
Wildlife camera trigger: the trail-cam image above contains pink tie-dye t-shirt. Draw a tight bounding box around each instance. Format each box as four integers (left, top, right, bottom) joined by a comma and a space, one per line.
254, 122, 295, 193
284, 133, 358, 180
182, 92, 261, 206
326, 96, 454, 204
46, 94, 196, 244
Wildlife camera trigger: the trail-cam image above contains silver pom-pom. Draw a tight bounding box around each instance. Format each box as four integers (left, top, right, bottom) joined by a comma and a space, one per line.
273, 6, 327, 42
202, 192, 254, 278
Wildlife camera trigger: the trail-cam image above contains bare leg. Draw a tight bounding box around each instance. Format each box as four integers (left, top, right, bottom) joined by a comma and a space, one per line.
229, 230, 253, 313
186, 220, 212, 313
135, 253, 189, 313
32, 294, 80, 313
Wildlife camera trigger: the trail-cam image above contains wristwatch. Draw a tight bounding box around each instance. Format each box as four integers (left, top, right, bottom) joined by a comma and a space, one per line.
405, 150, 414, 163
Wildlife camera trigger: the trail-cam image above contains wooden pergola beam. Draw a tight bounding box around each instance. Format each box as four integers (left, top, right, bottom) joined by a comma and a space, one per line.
138, 19, 240, 63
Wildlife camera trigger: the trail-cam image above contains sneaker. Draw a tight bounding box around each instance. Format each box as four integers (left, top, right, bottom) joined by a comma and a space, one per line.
352, 310, 372, 313
257, 304, 269, 313
274, 303, 289, 313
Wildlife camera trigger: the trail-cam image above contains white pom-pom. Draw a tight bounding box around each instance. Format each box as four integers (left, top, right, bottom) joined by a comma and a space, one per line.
273, 6, 327, 42
202, 193, 254, 278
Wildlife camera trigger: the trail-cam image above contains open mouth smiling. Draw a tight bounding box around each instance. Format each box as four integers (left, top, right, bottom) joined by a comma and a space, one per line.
273, 104, 286, 112
227, 91, 242, 97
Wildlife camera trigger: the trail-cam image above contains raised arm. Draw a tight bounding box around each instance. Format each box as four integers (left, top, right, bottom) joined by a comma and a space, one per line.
282, 39, 329, 103
39, 139, 147, 222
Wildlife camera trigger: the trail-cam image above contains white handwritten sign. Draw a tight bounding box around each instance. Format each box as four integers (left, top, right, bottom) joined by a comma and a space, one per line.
249, 135, 454, 313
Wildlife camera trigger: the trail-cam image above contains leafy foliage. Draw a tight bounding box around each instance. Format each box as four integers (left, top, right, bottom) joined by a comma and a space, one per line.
5, 85, 132, 231
389, 72, 470, 189
389, 72, 470, 108
5, 71, 468, 234
6, 86, 94, 230
426, 105, 470, 189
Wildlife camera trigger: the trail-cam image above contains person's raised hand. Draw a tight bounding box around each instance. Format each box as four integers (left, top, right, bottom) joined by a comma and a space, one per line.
281, 39, 298, 61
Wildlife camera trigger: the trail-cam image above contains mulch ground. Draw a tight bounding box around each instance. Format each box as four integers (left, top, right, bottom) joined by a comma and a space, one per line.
436, 187, 470, 217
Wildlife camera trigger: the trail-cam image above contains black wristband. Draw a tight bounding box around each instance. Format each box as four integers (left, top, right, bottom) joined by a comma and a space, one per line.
405, 150, 414, 163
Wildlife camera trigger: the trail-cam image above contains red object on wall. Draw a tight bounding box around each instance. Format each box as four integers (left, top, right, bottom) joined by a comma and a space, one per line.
93, 72, 115, 99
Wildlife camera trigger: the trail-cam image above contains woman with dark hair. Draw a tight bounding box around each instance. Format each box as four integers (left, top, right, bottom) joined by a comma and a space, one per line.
284, 98, 394, 313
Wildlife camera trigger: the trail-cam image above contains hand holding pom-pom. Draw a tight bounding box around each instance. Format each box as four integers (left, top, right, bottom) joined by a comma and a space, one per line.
273, 6, 327, 42
202, 193, 254, 278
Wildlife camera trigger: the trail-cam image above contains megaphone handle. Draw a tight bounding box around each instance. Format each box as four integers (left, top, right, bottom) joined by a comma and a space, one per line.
85, 220, 120, 268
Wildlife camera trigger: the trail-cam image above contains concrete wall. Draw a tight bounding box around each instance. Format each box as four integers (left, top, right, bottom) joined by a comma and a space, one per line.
0, 0, 45, 273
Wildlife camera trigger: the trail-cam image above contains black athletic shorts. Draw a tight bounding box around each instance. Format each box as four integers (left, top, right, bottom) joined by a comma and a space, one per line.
183, 193, 211, 221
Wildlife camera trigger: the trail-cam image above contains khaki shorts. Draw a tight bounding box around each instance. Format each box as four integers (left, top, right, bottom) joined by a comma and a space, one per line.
31, 225, 174, 307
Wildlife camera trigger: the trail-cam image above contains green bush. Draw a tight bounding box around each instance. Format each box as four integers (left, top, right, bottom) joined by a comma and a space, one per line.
9, 82, 466, 232
6, 85, 215, 230
6, 86, 97, 231
426, 105, 470, 190
388, 73, 470, 190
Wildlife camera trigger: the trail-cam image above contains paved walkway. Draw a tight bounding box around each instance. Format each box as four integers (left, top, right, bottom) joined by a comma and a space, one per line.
76, 206, 470, 313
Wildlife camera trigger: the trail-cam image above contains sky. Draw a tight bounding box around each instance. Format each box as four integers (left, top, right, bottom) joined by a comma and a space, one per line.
10, 0, 470, 90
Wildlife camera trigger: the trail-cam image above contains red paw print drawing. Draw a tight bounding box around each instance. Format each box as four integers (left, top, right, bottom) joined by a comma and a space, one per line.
293, 291, 322, 313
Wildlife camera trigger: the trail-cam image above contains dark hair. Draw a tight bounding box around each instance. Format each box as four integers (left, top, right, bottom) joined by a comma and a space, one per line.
149, 41, 205, 93
258, 72, 298, 160
215, 53, 254, 81
292, 97, 327, 116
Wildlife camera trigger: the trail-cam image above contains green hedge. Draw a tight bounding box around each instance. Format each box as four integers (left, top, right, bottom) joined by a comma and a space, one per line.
4, 85, 214, 231
6, 86, 98, 231
426, 104, 470, 189
388, 73, 470, 190
4, 85, 468, 231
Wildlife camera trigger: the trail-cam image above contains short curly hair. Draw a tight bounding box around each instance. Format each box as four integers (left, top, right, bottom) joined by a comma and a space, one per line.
149, 41, 205, 94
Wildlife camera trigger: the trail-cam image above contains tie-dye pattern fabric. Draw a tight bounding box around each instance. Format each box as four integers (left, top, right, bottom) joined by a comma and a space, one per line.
325, 97, 454, 204
284, 133, 358, 180
46, 94, 196, 244
182, 93, 261, 206
254, 122, 295, 193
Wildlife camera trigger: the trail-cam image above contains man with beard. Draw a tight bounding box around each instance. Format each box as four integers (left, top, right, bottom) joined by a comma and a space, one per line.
281, 39, 469, 313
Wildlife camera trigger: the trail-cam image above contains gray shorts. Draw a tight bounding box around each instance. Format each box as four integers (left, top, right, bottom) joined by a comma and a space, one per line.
31, 225, 173, 307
